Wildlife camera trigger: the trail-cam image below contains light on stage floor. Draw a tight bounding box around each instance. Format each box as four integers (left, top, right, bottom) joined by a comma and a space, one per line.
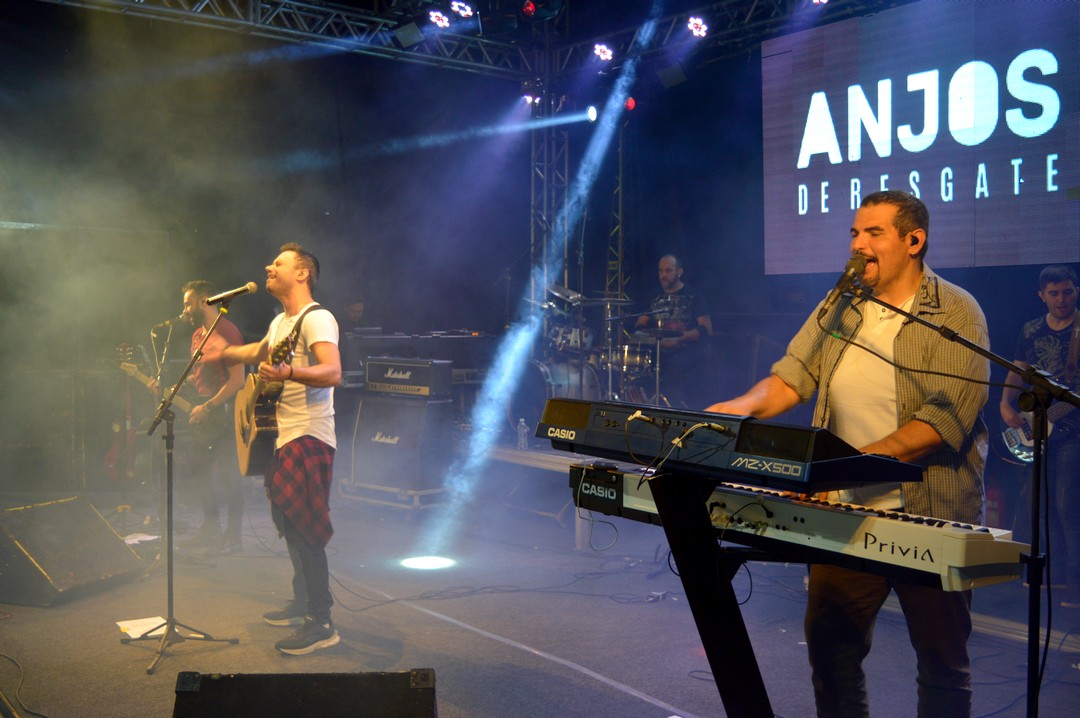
401, 556, 457, 570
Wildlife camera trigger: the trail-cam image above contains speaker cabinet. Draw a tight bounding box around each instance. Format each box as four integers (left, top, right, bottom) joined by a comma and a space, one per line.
341, 394, 453, 509
0, 496, 144, 606
173, 669, 437, 717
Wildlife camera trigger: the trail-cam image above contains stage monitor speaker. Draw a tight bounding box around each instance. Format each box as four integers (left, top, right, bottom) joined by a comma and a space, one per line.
172, 669, 437, 718
350, 394, 453, 493
0, 496, 144, 607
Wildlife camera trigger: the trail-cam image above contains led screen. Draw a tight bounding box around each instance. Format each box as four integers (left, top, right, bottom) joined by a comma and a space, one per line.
761, 0, 1079, 274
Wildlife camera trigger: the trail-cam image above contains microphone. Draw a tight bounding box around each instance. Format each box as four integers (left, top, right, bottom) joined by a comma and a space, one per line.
205, 282, 258, 306
152, 315, 183, 329
818, 254, 867, 320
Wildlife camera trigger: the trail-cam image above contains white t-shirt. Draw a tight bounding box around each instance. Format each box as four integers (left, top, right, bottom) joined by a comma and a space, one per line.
826, 296, 914, 509
263, 304, 338, 450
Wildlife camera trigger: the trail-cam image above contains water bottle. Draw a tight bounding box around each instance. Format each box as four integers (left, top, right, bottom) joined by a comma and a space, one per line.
516, 418, 530, 450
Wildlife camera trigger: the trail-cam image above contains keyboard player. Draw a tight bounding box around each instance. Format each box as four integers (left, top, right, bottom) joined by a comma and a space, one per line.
705, 191, 990, 718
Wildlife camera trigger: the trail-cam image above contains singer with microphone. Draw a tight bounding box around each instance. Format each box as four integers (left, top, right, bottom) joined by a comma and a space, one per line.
706, 190, 990, 718
205, 242, 342, 657
174, 280, 246, 555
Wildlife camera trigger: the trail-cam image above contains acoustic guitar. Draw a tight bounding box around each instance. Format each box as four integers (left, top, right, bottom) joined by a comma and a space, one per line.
234, 335, 294, 477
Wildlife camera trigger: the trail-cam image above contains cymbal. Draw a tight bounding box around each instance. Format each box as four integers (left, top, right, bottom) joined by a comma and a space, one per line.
547, 285, 585, 304
632, 328, 681, 340
587, 296, 633, 305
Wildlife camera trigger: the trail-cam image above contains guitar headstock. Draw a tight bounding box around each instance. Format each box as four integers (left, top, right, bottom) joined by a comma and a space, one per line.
115, 343, 134, 363
270, 334, 294, 366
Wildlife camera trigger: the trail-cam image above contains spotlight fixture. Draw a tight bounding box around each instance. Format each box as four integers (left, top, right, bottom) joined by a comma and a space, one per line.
688, 16, 708, 38
429, 10, 451, 28
593, 43, 613, 62
520, 0, 564, 22
587, 105, 598, 122
451, 1, 474, 18
624, 97, 636, 111
521, 78, 544, 106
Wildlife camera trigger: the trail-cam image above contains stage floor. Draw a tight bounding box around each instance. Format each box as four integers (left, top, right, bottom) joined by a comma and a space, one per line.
0, 455, 1077, 718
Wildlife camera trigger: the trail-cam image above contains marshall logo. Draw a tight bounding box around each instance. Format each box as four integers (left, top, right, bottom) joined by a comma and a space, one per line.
384, 368, 412, 380
372, 432, 400, 445
861, 531, 935, 564
729, 456, 803, 477
579, 482, 616, 501
547, 427, 576, 441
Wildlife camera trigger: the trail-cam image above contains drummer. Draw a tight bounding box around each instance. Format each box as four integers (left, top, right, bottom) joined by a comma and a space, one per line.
633, 254, 712, 408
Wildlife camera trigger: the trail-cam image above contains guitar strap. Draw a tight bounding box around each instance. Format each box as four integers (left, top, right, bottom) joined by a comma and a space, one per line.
1064, 317, 1080, 386
283, 304, 322, 364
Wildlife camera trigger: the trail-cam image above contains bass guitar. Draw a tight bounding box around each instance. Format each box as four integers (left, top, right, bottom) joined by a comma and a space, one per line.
1001, 401, 1077, 463
234, 335, 294, 477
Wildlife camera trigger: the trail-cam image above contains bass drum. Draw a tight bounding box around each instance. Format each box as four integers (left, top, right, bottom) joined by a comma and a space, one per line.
509, 360, 600, 430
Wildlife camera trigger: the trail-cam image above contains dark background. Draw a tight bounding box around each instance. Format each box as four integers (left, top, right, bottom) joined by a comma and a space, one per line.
0, 0, 1074, 493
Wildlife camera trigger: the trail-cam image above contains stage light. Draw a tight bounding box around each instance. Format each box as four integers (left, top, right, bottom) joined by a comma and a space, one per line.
624, 97, 636, 111
594, 43, 613, 62
587, 105, 598, 122
401, 556, 456, 570
688, 16, 708, 38
521, 1, 564, 22
429, 10, 451, 28
451, 1, 474, 18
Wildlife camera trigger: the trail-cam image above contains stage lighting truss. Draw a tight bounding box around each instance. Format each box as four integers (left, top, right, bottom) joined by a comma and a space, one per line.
687, 16, 708, 38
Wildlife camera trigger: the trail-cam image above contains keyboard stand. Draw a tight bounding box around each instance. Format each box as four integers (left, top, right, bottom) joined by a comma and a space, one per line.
648, 470, 776, 718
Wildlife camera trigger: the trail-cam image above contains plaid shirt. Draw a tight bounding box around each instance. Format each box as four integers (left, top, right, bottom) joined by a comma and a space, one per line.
267, 435, 335, 548
772, 265, 990, 524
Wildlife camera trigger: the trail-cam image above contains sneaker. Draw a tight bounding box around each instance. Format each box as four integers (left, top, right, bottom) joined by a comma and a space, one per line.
263, 603, 306, 627
274, 617, 340, 655
220, 536, 243, 555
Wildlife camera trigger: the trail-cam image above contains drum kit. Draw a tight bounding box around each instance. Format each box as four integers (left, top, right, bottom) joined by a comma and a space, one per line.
512, 285, 673, 425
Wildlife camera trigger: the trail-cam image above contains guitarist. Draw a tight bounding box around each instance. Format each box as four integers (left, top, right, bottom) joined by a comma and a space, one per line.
178, 280, 246, 554
209, 243, 342, 656
999, 264, 1080, 609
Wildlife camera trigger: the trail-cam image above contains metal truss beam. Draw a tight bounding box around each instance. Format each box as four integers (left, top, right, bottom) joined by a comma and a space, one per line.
34, 0, 541, 80
552, 0, 913, 77
35, 0, 910, 81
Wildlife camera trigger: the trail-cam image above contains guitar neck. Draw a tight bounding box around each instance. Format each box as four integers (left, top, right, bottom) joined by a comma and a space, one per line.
1048, 400, 1076, 423
119, 363, 196, 416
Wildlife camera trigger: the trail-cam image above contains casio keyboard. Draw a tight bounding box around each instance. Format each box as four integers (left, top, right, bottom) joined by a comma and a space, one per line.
540, 398, 1028, 717
569, 464, 1027, 592
536, 397, 921, 492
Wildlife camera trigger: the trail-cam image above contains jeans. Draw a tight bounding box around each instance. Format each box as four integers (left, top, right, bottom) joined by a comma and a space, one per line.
805, 564, 973, 718
274, 503, 333, 624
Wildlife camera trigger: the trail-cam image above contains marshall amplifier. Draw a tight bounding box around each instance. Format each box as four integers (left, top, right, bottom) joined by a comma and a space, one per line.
569, 463, 661, 527
340, 394, 454, 509
364, 357, 453, 398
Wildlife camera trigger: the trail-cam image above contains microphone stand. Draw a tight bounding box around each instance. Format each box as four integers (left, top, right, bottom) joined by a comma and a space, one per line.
851, 286, 1080, 718
122, 303, 239, 674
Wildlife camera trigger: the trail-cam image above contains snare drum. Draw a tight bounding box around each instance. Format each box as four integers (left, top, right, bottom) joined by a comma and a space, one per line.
595, 344, 653, 374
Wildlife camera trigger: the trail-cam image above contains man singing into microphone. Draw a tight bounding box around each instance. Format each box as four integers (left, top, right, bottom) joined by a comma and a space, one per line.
210, 243, 342, 655
173, 280, 246, 554
707, 190, 990, 717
